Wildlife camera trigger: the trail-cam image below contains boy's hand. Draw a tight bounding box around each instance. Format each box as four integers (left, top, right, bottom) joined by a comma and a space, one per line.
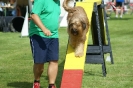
43, 29, 51, 36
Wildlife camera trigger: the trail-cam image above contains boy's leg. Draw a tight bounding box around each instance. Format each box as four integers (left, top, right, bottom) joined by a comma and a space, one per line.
33, 63, 44, 81
48, 61, 58, 84
33, 63, 44, 88
47, 61, 58, 88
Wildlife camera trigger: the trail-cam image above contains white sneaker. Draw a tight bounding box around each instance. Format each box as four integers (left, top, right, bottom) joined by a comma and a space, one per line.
115, 15, 118, 18
120, 15, 122, 18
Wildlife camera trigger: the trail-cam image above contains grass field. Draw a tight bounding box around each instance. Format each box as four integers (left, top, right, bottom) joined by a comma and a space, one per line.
0, 13, 133, 88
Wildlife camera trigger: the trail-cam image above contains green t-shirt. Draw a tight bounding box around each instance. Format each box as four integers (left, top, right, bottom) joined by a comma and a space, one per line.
29, 0, 61, 38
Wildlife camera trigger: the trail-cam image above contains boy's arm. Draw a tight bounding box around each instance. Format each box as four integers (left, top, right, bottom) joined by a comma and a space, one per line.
30, 14, 51, 36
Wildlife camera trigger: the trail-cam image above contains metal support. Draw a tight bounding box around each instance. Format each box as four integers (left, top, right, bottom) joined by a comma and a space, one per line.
94, 2, 107, 76
101, 0, 114, 64
86, 3, 107, 77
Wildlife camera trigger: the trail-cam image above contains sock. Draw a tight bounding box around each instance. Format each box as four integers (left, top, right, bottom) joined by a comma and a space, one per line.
34, 80, 40, 83
48, 84, 55, 88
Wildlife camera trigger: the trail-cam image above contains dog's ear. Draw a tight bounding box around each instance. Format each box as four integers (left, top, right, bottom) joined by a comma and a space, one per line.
81, 21, 86, 30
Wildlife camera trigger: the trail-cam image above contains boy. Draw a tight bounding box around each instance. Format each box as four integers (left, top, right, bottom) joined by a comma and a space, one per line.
29, 0, 61, 88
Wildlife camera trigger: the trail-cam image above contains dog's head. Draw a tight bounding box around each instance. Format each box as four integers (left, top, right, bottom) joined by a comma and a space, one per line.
68, 19, 86, 36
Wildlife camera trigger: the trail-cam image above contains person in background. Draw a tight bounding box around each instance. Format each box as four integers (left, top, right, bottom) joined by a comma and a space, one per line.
29, 0, 60, 88
114, 0, 125, 18
7, 0, 17, 16
0, 0, 4, 16
104, 0, 113, 19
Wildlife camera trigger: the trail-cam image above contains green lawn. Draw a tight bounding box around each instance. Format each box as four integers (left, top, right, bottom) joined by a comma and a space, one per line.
0, 13, 133, 88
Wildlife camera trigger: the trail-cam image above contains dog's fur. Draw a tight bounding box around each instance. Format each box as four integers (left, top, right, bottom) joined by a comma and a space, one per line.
63, 0, 89, 57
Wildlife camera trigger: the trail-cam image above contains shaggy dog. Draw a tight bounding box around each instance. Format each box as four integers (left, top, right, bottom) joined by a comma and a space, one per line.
63, 0, 89, 57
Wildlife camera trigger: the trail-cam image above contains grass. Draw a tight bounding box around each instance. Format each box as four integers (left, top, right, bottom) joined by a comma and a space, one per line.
0, 13, 133, 88
82, 13, 133, 88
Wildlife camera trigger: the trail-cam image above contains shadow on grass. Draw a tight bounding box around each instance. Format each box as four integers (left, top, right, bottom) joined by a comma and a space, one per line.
108, 17, 132, 21
7, 82, 41, 88
7, 60, 65, 88
84, 71, 103, 77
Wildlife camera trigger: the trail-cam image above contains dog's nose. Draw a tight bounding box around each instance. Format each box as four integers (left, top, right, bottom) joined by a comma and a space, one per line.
71, 28, 78, 36
72, 28, 77, 32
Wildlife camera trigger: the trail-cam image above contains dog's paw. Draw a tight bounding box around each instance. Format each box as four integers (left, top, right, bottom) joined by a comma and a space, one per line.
75, 52, 84, 57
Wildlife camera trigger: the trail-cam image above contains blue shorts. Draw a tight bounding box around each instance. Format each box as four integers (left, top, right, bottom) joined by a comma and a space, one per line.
116, 2, 124, 7
30, 35, 59, 63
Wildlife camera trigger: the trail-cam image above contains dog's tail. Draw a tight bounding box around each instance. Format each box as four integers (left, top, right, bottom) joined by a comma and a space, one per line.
63, 0, 75, 12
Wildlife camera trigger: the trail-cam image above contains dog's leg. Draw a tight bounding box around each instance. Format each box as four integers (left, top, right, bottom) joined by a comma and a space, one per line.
75, 43, 84, 57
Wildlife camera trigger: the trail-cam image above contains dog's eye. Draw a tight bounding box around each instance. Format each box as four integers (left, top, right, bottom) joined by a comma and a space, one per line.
68, 23, 74, 28
81, 22, 86, 30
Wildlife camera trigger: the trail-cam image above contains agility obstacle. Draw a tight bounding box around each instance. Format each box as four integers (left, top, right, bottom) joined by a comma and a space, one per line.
60, 0, 114, 88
